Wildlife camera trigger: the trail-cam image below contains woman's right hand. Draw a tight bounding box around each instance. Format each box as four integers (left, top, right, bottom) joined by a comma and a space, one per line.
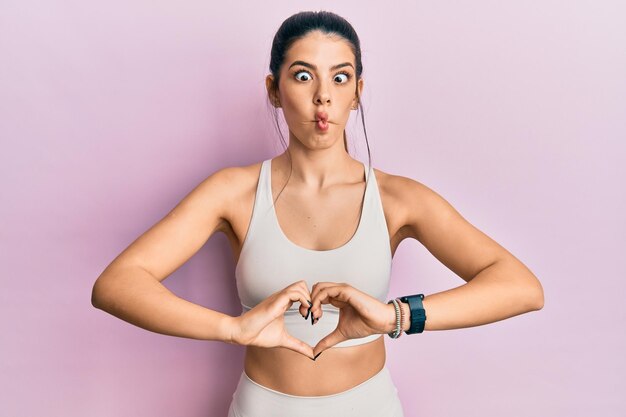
231, 280, 314, 359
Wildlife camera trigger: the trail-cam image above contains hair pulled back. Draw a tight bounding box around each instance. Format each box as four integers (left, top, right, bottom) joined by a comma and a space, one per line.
267, 10, 372, 170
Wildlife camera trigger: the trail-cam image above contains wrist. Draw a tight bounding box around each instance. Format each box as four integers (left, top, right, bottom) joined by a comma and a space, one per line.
386, 300, 411, 334
224, 315, 241, 345
399, 301, 411, 331
386, 302, 398, 333
382, 304, 396, 334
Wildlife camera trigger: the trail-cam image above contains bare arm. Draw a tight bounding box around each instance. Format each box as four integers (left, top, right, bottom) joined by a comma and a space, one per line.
92, 264, 236, 342
395, 258, 543, 332
91, 166, 245, 343
386, 175, 544, 332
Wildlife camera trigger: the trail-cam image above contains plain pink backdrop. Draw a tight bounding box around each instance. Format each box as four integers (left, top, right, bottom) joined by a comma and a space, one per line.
1, 1, 624, 416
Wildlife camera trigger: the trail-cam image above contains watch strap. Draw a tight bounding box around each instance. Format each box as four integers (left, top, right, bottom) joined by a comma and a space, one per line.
399, 294, 426, 334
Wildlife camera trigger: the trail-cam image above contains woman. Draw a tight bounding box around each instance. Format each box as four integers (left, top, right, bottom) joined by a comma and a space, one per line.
91, 10, 544, 417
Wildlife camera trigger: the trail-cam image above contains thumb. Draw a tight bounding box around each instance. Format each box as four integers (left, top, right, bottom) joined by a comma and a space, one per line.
281, 333, 315, 360
313, 329, 346, 357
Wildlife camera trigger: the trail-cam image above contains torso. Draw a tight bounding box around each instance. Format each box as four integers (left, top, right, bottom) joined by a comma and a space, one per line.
218, 156, 411, 396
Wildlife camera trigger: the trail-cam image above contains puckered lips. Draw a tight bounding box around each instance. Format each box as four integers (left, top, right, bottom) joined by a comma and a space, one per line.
315, 111, 328, 121
314, 111, 329, 131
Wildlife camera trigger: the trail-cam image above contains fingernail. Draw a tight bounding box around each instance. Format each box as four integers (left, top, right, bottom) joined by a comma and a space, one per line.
304, 306, 311, 320
307, 300, 312, 307
311, 312, 315, 325
313, 351, 322, 360
313, 317, 319, 325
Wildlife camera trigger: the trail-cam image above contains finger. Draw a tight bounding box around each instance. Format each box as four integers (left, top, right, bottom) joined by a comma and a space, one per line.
313, 327, 347, 357
295, 290, 313, 318
281, 287, 313, 318
287, 280, 313, 317
309, 282, 344, 320
311, 284, 354, 320
296, 281, 313, 317
281, 333, 315, 360
310, 281, 341, 300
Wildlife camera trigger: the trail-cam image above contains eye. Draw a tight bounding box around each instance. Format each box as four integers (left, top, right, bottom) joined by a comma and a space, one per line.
294, 70, 312, 82
292, 68, 353, 84
334, 72, 351, 84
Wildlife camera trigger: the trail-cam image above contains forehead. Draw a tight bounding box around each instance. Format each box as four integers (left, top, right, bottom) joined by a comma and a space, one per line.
284, 30, 354, 67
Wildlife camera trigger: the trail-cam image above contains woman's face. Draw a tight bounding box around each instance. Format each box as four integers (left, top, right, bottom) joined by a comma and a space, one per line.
267, 30, 363, 150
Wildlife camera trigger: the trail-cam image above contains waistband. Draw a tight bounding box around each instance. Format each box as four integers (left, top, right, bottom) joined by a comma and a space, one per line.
242, 365, 390, 399
231, 365, 403, 416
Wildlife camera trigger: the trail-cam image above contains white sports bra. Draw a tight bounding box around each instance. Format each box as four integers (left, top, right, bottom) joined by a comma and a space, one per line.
235, 158, 393, 347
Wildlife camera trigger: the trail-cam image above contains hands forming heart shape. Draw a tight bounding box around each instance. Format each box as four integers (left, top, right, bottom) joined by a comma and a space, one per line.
231, 280, 394, 360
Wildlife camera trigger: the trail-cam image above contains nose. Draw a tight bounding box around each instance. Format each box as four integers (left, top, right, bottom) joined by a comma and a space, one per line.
313, 84, 331, 105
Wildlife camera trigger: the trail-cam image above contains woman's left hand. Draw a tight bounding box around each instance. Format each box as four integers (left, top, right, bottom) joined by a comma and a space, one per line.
309, 282, 394, 355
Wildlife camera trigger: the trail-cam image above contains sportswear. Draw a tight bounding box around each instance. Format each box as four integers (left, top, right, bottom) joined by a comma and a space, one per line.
227, 365, 405, 416
234, 158, 392, 347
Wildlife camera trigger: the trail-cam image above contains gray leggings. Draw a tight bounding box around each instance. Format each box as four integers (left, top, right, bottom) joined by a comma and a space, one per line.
227, 365, 405, 417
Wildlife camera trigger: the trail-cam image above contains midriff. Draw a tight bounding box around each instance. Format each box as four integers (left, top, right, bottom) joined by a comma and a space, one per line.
243, 335, 386, 396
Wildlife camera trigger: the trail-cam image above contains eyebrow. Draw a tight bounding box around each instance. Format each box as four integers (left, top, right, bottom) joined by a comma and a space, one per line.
288, 60, 354, 71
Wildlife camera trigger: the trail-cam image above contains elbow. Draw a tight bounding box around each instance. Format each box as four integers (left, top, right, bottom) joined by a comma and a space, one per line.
91, 279, 103, 309
533, 288, 545, 310
526, 279, 545, 311
91, 276, 111, 310
529, 291, 544, 311
91, 265, 126, 310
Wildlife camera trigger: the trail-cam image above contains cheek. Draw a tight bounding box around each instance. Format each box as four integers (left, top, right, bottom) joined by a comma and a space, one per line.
280, 86, 305, 109
279, 90, 309, 122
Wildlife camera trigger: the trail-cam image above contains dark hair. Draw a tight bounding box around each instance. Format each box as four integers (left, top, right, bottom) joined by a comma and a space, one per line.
267, 10, 372, 204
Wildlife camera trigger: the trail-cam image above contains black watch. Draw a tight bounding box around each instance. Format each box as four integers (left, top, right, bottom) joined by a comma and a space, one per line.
399, 294, 426, 334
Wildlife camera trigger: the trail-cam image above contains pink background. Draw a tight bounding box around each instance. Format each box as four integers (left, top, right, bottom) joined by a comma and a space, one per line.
1, 1, 624, 416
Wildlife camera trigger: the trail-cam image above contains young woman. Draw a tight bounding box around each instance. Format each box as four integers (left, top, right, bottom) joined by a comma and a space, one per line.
91, 11, 544, 417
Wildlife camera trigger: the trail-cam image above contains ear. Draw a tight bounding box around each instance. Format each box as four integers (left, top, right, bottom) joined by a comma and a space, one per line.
266, 74, 281, 107
352, 77, 364, 110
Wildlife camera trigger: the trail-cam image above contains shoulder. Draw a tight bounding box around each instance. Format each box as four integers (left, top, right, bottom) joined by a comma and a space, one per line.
190, 160, 264, 226
372, 166, 428, 198
204, 160, 263, 193
204, 159, 264, 199
176, 162, 261, 234
372, 166, 432, 214
373, 166, 451, 240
